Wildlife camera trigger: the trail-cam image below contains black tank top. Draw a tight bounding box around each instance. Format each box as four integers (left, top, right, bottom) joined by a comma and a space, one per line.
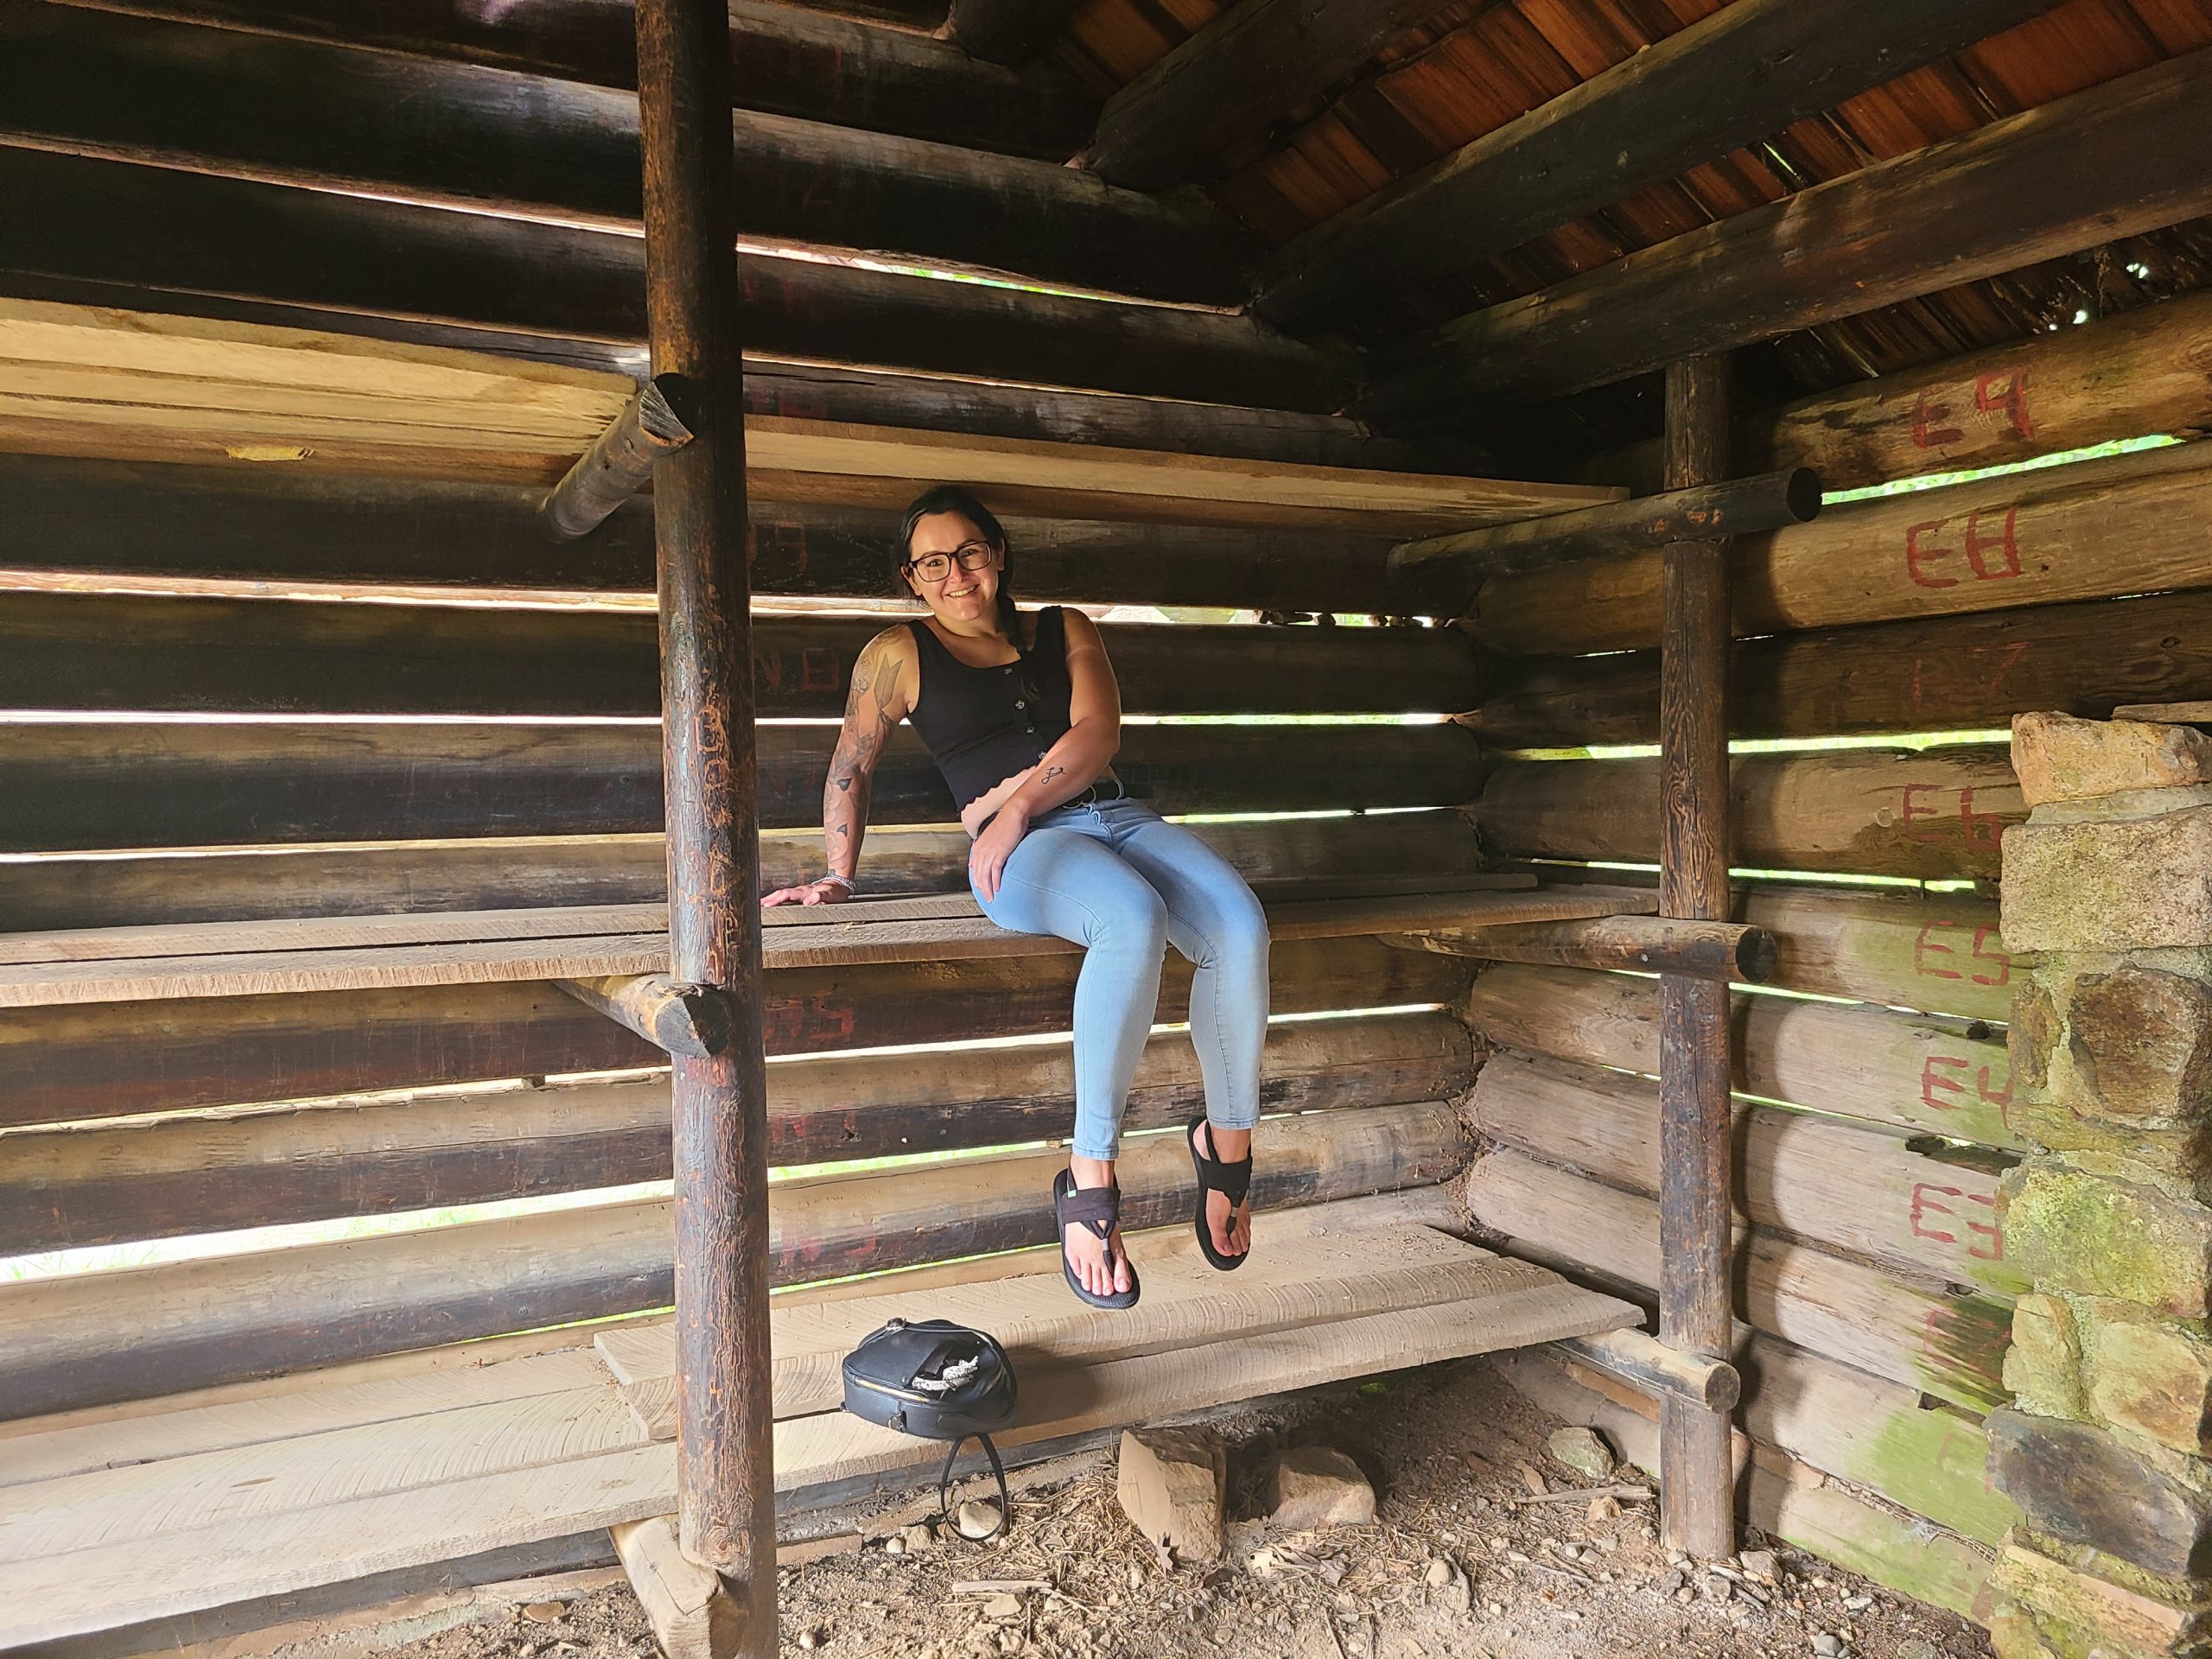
906, 607, 1075, 811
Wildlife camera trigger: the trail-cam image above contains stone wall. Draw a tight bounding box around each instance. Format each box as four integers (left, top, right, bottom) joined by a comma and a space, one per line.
1986, 710, 2212, 1659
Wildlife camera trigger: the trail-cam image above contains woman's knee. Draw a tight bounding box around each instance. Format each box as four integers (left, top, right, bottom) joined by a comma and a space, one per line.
1096, 883, 1170, 953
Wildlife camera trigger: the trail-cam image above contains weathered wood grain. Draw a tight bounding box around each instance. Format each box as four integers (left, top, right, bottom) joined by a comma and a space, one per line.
1473, 1049, 2024, 1295
0, 1099, 1470, 1417
1480, 440, 2212, 654
0, 935, 1471, 1128
0, 721, 1484, 853
0, 149, 1351, 412
1475, 747, 2022, 881
0, 1011, 1471, 1252
1463, 963, 2022, 1152
1363, 48, 2212, 420
1470, 589, 2212, 747
1466, 1148, 2014, 1411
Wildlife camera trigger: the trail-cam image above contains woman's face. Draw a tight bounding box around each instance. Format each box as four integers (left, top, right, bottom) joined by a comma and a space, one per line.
906, 511, 1003, 626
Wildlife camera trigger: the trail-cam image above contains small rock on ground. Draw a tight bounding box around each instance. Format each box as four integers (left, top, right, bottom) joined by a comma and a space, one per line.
1547, 1426, 1617, 1482
1116, 1427, 1227, 1563
1265, 1446, 1375, 1529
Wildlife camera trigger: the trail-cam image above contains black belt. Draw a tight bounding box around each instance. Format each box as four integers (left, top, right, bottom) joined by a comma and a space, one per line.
976, 778, 1125, 836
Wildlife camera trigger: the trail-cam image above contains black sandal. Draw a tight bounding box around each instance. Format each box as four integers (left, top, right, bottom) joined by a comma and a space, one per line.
1187, 1116, 1253, 1272
1052, 1168, 1141, 1310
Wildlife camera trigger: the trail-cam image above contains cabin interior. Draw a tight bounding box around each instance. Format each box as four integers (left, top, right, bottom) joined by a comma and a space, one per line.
3, 0, 2212, 1655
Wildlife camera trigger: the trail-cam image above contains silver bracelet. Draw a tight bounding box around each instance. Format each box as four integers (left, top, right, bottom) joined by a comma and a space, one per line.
817, 872, 855, 891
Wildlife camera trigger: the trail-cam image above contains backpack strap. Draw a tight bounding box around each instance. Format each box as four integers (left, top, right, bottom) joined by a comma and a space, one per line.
938, 1431, 1012, 1541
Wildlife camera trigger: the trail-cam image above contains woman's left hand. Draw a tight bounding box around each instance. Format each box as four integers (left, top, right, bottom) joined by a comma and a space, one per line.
969, 805, 1029, 903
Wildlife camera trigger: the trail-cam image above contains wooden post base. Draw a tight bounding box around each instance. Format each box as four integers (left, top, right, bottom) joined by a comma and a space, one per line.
1660, 1396, 1738, 1559
611, 1514, 751, 1659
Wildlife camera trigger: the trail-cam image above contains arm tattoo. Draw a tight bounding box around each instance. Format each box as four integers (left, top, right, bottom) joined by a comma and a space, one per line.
1038, 765, 1065, 785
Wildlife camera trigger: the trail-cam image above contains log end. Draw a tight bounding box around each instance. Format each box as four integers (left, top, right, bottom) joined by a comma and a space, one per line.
1784, 467, 1823, 524
1733, 926, 1781, 984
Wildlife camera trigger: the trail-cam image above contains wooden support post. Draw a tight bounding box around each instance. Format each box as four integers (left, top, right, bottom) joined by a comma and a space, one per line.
556, 974, 732, 1057
612, 1515, 747, 1659
636, 0, 773, 1648
1390, 467, 1818, 599
1656, 353, 1737, 1560
540, 376, 695, 542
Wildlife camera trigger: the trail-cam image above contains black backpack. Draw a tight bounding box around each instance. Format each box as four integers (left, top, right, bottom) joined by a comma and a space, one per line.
841, 1318, 1019, 1540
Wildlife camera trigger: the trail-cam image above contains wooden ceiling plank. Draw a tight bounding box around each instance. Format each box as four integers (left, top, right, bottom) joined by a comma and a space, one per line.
1363, 44, 2212, 421
1256, 0, 2070, 332
1082, 0, 1475, 192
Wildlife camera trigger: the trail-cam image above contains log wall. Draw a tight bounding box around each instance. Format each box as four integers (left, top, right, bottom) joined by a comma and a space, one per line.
1448, 297, 2212, 1622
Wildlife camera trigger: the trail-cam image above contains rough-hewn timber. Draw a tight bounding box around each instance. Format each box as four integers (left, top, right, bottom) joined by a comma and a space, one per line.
0, 937, 1471, 1127
1363, 47, 2212, 421
56, 0, 1094, 158
0, 3, 1250, 306
1, 1012, 1470, 1252
1255, 0, 2069, 330
1469, 589, 2212, 747
1474, 1049, 2024, 1296
1479, 440, 2212, 654
0, 1099, 1466, 1418
1462, 963, 2022, 1153
0, 150, 1351, 412
1574, 289, 2212, 496
1475, 747, 2021, 881
0, 721, 1485, 853
0, 596, 1482, 718
1466, 1148, 2014, 1412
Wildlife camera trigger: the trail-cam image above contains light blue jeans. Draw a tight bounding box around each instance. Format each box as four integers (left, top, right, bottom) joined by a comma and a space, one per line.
971, 797, 1269, 1161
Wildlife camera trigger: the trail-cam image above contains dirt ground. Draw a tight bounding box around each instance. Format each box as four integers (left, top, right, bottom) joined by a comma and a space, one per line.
400, 1357, 1994, 1659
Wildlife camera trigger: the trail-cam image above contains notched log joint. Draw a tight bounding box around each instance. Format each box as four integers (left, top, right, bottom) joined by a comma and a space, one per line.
556, 973, 733, 1058
538, 375, 696, 542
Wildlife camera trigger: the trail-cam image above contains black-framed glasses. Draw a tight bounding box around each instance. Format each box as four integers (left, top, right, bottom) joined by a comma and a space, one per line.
905, 540, 999, 583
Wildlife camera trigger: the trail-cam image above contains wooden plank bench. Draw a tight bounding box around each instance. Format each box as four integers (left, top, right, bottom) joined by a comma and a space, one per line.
0, 884, 1657, 1007
0, 1211, 1639, 1649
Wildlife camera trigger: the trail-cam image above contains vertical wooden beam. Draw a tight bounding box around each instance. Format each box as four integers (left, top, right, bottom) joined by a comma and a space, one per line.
1656, 353, 1738, 1560
635, 0, 774, 1648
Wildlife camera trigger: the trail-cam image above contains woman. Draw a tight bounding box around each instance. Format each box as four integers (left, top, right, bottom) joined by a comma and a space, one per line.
763, 486, 1270, 1309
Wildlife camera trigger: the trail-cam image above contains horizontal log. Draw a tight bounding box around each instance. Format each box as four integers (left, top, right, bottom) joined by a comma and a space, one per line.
1480, 440, 2212, 655
0, 149, 1351, 412
556, 975, 727, 1058
1463, 963, 2022, 1152
1255, 0, 2067, 332
0, 720, 1484, 854
0, 1097, 1466, 1417
1, 1010, 1470, 1252
1558, 1329, 2016, 1548
0, 596, 1481, 719
0, 4, 1250, 306
1484, 865, 2013, 1022
1393, 467, 1819, 600
1575, 289, 2212, 496
1476, 747, 2020, 881
1552, 1328, 1738, 1413
0, 809, 1488, 931
1497, 1349, 2000, 1616
64, 0, 1092, 158
944, 0, 1082, 65
1466, 1147, 2013, 1411
1080, 0, 1450, 193
1401, 914, 1775, 982
1473, 1049, 2024, 1295
0, 457, 1418, 610
0, 935, 1471, 1128
1363, 47, 2212, 420
537, 378, 692, 541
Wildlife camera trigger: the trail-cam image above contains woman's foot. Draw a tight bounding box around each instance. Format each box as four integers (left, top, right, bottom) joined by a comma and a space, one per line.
1190, 1122, 1254, 1262
1063, 1154, 1135, 1301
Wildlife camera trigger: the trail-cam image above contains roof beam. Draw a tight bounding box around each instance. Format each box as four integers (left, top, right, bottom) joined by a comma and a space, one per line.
944, 0, 1087, 67
1081, 0, 1459, 192
0, 2, 1249, 304
0, 149, 1348, 411
55, 0, 1093, 158
1255, 0, 2069, 332
1362, 46, 2212, 426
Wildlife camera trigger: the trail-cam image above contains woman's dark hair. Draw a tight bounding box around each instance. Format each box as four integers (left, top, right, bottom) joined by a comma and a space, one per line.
898, 485, 1020, 639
